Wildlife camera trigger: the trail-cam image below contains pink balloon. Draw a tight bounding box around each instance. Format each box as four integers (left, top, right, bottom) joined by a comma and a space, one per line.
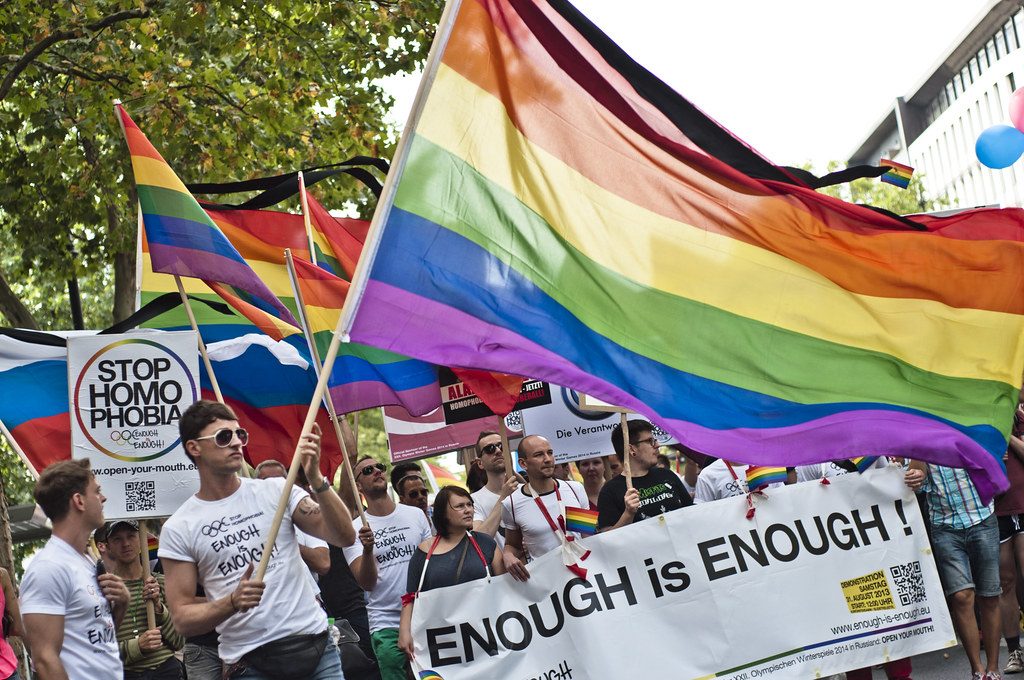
1010, 87, 1024, 134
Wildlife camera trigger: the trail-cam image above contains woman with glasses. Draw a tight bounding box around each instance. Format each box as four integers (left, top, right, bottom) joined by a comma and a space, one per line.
396, 486, 506, 661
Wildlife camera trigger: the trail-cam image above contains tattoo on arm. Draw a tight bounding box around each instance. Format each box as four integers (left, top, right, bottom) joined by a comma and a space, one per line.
298, 498, 322, 517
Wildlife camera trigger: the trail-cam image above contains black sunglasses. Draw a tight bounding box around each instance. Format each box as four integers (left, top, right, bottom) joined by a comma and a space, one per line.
359, 462, 387, 477
480, 442, 502, 455
194, 428, 249, 447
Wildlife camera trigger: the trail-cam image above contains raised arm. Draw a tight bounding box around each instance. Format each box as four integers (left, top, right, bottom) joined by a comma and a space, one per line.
348, 525, 378, 591
473, 477, 519, 538
293, 425, 356, 548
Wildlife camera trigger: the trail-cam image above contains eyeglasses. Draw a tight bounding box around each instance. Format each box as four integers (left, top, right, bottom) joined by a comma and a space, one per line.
358, 462, 387, 477
480, 442, 502, 456
194, 428, 249, 447
633, 437, 658, 448
450, 500, 474, 511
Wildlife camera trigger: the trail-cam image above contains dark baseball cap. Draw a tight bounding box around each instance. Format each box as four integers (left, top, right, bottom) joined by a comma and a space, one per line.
94, 520, 139, 543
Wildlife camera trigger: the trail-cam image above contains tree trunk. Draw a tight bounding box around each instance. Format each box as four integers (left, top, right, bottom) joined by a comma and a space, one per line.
0, 475, 13, 575
113, 250, 137, 322
0, 268, 37, 329
111, 199, 137, 323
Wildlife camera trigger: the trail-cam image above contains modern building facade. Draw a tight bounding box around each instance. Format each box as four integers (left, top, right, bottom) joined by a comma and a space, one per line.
848, 0, 1024, 208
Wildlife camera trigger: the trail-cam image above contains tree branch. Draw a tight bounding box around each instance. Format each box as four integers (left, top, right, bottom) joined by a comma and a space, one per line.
0, 6, 150, 101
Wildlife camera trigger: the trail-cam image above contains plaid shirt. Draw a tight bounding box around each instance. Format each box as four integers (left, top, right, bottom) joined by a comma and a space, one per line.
923, 464, 993, 529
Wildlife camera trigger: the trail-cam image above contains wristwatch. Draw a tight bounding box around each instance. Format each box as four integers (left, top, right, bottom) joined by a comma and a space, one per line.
312, 478, 332, 494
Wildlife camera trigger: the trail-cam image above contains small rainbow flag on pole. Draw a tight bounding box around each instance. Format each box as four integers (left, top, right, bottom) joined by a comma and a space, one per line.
147, 534, 159, 561
564, 507, 599, 536
850, 456, 881, 473
745, 465, 787, 492
880, 159, 914, 189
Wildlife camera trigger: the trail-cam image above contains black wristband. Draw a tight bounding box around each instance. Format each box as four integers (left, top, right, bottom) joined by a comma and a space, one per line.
312, 478, 331, 494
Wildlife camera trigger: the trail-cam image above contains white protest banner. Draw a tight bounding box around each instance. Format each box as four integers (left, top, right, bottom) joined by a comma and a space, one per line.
410, 467, 954, 679
521, 386, 676, 463
68, 331, 201, 518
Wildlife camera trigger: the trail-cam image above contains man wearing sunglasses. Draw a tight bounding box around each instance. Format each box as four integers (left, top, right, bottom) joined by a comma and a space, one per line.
395, 474, 430, 522
343, 456, 431, 680
470, 431, 519, 548
159, 400, 356, 680
597, 419, 692, 533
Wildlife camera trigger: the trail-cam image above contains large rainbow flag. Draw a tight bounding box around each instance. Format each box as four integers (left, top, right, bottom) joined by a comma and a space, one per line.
117, 104, 299, 335
342, 0, 1024, 501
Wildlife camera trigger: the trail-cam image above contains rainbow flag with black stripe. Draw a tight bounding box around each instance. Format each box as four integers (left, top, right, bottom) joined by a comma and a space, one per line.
565, 507, 599, 536
291, 257, 439, 415
118, 104, 299, 338
343, 0, 1024, 501
850, 456, 881, 473
418, 671, 443, 680
880, 159, 914, 189
745, 465, 787, 492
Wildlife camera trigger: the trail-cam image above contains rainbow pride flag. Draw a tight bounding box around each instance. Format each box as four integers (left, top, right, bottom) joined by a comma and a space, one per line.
291, 257, 440, 415
418, 671, 443, 680
117, 104, 298, 333
425, 462, 467, 491
306, 192, 369, 279
850, 456, 881, 473
880, 159, 914, 189
745, 465, 788, 492
343, 0, 1024, 502
565, 507, 599, 536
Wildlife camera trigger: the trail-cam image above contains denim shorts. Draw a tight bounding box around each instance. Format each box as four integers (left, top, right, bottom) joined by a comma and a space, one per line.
930, 512, 1001, 597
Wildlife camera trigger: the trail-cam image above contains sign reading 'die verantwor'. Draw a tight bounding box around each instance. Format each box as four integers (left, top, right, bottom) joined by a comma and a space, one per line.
68, 331, 201, 519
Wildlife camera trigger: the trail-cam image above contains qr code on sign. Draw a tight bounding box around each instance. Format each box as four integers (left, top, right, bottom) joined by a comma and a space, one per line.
890, 560, 925, 606
125, 481, 156, 513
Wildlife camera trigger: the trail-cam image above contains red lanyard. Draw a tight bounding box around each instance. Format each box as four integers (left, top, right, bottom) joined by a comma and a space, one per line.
532, 481, 567, 536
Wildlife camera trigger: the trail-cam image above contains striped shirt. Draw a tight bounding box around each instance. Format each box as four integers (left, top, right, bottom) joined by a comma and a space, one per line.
923, 464, 993, 529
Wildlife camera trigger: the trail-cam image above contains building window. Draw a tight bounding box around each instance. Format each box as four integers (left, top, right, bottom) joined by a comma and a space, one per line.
963, 64, 973, 85
1011, 72, 1018, 93
1006, 20, 1019, 50
969, 57, 980, 81
988, 38, 998, 63
996, 29, 1008, 58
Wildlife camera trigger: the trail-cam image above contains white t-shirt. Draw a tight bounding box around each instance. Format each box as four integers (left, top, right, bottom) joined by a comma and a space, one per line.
796, 458, 890, 484
693, 460, 785, 503
20, 536, 122, 680
343, 504, 432, 633
472, 486, 506, 549
500, 480, 587, 560
159, 477, 326, 663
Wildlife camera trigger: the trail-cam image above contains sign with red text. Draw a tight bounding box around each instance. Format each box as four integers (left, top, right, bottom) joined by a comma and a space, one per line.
68, 331, 200, 518
409, 467, 954, 679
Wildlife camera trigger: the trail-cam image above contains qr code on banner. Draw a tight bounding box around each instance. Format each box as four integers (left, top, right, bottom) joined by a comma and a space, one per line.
890, 560, 926, 606
125, 480, 156, 513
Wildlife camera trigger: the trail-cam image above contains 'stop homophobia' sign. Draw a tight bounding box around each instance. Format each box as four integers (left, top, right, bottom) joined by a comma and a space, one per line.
68, 331, 201, 518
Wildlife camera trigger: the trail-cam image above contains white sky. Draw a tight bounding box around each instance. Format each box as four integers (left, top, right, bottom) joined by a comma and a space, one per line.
383, 0, 993, 170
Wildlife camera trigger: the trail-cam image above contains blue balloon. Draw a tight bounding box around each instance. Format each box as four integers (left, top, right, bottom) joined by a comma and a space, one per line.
976, 124, 1024, 169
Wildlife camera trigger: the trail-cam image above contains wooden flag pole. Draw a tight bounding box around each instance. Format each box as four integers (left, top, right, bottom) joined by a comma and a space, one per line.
138, 520, 156, 629
499, 416, 514, 481
173, 276, 223, 403
620, 413, 633, 490
253, 314, 347, 581
0, 419, 39, 479
297, 171, 318, 268
172, 276, 252, 478
284, 249, 367, 527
